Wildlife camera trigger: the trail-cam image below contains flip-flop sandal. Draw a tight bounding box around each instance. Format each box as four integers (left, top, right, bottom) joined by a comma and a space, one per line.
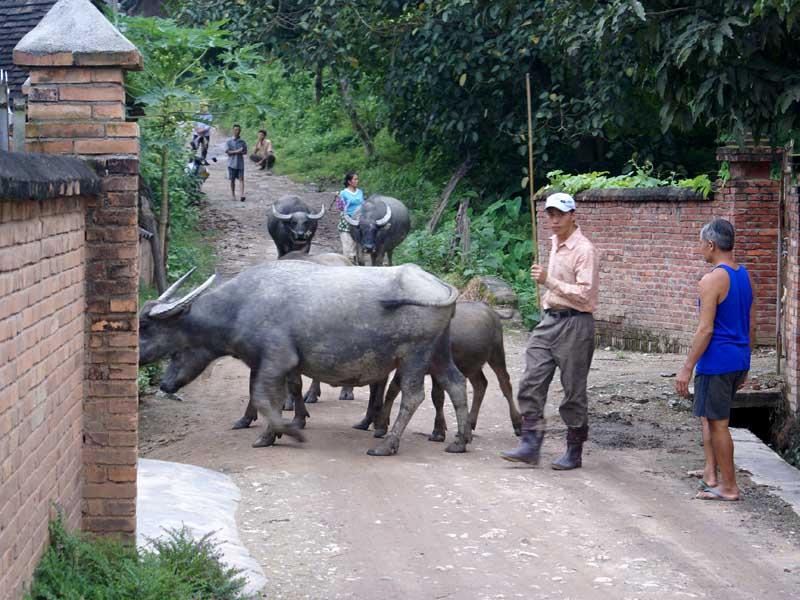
695, 486, 740, 502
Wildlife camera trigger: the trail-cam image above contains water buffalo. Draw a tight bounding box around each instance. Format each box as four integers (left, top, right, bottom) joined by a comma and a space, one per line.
139, 261, 472, 455
344, 195, 410, 266
266, 195, 325, 256
280, 251, 355, 404
164, 252, 356, 432
362, 301, 522, 441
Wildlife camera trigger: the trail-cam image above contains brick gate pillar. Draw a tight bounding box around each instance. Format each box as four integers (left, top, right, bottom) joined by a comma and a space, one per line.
716, 146, 781, 346
14, 0, 142, 537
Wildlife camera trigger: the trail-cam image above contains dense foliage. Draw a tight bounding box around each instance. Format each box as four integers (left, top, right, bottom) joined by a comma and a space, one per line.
25, 518, 247, 600
172, 0, 773, 182
547, 1, 800, 145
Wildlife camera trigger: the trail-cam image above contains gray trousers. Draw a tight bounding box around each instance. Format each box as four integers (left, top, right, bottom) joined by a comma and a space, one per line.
517, 312, 595, 430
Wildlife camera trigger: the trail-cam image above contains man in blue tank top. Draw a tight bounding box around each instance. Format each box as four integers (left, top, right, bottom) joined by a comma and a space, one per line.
676, 218, 755, 502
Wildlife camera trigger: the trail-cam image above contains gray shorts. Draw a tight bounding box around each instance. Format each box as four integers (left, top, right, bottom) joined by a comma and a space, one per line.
228, 167, 244, 180
693, 371, 747, 420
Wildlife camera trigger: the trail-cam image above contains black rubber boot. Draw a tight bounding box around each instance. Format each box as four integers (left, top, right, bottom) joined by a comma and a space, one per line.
501, 417, 544, 465
551, 424, 588, 470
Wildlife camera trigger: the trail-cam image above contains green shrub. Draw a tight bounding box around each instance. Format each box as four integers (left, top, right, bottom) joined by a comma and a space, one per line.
26, 517, 248, 600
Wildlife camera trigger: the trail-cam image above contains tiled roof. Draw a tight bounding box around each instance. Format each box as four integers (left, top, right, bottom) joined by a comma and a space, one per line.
0, 0, 58, 100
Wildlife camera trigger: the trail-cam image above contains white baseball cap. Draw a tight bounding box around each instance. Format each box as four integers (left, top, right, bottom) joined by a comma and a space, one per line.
544, 192, 576, 212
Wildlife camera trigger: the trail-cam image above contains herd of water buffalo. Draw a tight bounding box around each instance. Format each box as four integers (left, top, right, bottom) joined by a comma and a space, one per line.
138, 194, 522, 456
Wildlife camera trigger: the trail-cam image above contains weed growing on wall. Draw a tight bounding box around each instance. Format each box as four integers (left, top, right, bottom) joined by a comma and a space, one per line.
544, 161, 714, 197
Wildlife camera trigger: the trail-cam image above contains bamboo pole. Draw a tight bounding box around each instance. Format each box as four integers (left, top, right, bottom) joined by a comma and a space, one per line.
525, 73, 541, 311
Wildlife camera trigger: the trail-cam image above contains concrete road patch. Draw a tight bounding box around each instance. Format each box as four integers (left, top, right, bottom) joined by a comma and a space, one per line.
136, 458, 267, 597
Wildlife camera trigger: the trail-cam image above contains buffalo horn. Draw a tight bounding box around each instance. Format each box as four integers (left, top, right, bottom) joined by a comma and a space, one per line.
376, 205, 392, 226
156, 267, 197, 302
344, 213, 360, 226
149, 274, 217, 319
272, 204, 293, 221
307, 205, 326, 220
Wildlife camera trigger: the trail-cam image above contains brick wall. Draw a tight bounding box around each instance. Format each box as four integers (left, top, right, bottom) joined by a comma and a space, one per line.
0, 191, 88, 599
781, 157, 799, 413
15, 6, 143, 543
536, 150, 780, 352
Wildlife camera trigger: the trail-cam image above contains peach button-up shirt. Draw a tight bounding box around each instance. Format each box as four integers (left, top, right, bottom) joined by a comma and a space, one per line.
542, 226, 599, 314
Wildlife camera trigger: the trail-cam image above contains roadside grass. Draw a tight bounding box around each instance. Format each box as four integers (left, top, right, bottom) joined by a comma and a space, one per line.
25, 517, 248, 600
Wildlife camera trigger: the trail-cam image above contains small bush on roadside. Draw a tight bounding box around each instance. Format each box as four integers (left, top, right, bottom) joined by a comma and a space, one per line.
26, 517, 248, 600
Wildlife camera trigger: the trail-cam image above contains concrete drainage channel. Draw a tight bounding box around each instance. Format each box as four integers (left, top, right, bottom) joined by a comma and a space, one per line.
729, 387, 800, 514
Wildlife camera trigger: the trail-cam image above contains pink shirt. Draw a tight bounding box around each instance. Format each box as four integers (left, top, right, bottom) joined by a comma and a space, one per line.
542, 226, 599, 314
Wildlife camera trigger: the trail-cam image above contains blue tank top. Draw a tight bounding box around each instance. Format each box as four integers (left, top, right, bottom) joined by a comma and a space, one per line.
695, 264, 752, 375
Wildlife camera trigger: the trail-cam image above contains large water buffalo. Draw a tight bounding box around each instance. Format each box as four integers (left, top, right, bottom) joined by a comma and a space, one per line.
344, 195, 410, 266
266, 195, 325, 256
139, 261, 472, 455
164, 252, 356, 433
366, 301, 522, 441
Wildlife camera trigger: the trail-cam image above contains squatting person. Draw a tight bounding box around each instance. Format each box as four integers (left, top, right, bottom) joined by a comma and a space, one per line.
250, 129, 276, 173
226, 124, 248, 202
501, 192, 599, 470
676, 218, 754, 502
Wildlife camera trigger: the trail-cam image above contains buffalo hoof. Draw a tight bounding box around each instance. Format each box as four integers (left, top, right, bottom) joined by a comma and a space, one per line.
303, 391, 319, 404
231, 416, 255, 430
283, 396, 295, 411
445, 433, 470, 453
367, 434, 399, 456
428, 430, 446, 443
282, 425, 306, 443
252, 430, 277, 448
339, 388, 355, 401
373, 428, 387, 439
445, 439, 467, 453
292, 416, 307, 430
352, 418, 371, 431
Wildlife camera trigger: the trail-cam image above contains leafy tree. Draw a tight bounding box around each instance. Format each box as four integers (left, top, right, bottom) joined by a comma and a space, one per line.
546, 0, 800, 144
171, 0, 387, 158
167, 0, 800, 212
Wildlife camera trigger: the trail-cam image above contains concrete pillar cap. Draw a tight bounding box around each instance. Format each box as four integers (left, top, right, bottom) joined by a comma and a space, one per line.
13, 0, 142, 70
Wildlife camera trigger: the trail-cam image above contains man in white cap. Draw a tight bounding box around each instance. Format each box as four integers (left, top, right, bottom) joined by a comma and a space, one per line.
502, 192, 600, 469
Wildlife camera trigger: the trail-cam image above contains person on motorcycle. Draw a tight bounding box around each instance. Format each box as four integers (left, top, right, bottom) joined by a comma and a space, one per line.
190, 104, 212, 163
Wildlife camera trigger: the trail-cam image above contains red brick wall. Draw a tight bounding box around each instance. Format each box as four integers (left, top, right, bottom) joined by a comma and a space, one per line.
0, 195, 86, 598
536, 169, 779, 352
782, 169, 799, 413
21, 64, 141, 539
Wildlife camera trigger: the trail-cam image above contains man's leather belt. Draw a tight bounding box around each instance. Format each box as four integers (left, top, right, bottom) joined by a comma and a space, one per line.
545, 308, 589, 318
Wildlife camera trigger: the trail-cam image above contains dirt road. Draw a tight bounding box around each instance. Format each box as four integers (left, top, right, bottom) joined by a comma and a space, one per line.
140, 136, 800, 599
